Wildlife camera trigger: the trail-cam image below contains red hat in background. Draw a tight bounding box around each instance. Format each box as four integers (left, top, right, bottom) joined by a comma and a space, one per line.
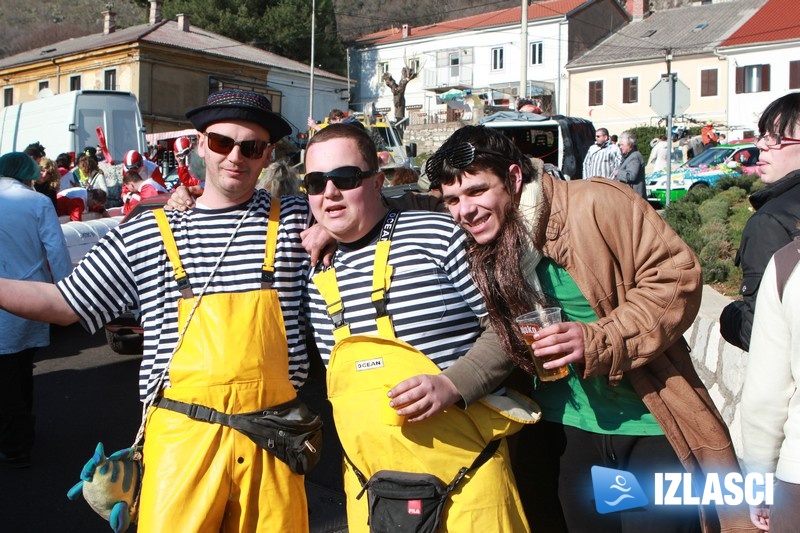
123, 150, 143, 170
174, 137, 192, 157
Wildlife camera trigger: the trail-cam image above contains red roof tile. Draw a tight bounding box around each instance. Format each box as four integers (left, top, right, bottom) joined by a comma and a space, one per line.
722, 0, 800, 46
354, 0, 589, 46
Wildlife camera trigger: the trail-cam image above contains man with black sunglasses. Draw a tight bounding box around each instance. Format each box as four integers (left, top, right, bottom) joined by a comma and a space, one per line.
302, 124, 533, 532
429, 125, 754, 533
0, 89, 313, 530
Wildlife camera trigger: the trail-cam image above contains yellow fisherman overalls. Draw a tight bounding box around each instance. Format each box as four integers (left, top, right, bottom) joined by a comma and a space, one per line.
313, 214, 538, 532
138, 201, 308, 532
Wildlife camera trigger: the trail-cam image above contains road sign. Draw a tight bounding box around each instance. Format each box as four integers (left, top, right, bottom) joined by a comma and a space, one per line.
650, 75, 690, 117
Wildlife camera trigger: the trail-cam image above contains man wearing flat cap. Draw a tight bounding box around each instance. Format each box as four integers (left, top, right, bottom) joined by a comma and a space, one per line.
0, 90, 311, 530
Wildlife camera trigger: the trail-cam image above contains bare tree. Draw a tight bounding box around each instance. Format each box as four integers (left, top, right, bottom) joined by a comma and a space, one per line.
383, 66, 418, 122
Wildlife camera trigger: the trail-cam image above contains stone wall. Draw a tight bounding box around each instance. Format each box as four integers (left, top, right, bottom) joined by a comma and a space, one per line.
685, 286, 749, 458
405, 122, 462, 156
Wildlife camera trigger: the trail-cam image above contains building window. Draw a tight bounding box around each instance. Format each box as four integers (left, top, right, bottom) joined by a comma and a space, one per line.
104, 70, 117, 91
3, 88, 12, 107
70, 75, 81, 91
379, 62, 389, 76
450, 53, 460, 78
408, 59, 420, 76
38, 80, 49, 92
530, 42, 543, 65
209, 77, 222, 94
491, 47, 504, 71
790, 61, 800, 90
589, 80, 603, 106
622, 77, 638, 103
735, 64, 770, 94
701, 69, 718, 96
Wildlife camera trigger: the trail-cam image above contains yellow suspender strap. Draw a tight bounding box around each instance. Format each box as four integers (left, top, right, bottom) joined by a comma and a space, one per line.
261, 197, 280, 289
312, 269, 352, 343
372, 240, 395, 338
153, 208, 194, 299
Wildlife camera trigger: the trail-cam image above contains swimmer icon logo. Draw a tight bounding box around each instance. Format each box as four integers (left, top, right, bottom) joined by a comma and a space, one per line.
591, 466, 649, 514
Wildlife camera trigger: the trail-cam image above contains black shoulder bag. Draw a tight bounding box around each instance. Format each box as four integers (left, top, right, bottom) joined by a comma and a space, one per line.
345, 439, 500, 533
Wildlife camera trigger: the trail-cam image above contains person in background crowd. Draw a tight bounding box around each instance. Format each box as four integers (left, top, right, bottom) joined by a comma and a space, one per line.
307, 108, 347, 133
0, 152, 70, 468
0, 89, 312, 530
720, 92, 800, 352
719, 133, 728, 144
56, 188, 108, 221
173, 136, 201, 187
121, 170, 169, 215
255, 160, 300, 197
517, 98, 543, 114
55, 153, 72, 177
35, 158, 61, 209
648, 135, 670, 174
67, 154, 108, 194
388, 167, 420, 187
582, 127, 622, 179
429, 125, 754, 533
122, 149, 166, 188
615, 131, 647, 199
741, 237, 800, 532
610, 134, 618, 145
23, 142, 46, 164
702, 121, 719, 147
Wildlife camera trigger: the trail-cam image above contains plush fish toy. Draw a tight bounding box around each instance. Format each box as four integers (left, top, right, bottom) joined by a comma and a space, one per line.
67, 442, 142, 533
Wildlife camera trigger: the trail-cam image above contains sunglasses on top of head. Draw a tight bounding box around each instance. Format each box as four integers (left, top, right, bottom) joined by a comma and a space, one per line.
204, 131, 271, 159
303, 166, 377, 195
425, 142, 510, 186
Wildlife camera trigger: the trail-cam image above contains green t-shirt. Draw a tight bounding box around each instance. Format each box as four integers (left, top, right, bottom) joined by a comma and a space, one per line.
531, 258, 663, 436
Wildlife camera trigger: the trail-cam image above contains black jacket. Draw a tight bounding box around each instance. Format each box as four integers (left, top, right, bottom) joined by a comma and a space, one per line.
720, 169, 800, 350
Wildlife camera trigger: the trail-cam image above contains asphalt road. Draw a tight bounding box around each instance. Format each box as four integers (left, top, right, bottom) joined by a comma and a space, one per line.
0, 324, 347, 532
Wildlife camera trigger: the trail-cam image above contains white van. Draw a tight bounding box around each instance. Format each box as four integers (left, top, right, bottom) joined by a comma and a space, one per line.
0, 90, 147, 163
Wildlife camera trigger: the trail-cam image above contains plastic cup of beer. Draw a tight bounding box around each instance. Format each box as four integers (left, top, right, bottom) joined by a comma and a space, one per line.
380, 384, 405, 426
515, 307, 570, 382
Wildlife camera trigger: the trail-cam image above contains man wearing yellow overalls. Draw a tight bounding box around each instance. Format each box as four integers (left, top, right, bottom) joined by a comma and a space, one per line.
304, 124, 536, 532
0, 90, 311, 530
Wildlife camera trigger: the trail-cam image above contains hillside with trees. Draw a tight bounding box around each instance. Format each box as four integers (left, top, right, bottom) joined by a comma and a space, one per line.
0, 0, 695, 73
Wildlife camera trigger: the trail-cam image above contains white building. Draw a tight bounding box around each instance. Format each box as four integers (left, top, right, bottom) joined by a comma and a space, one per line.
717, 0, 800, 136
348, 0, 628, 123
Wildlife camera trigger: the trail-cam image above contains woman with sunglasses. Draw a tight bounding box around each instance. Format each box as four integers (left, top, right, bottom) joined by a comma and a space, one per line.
721, 92, 800, 353
429, 125, 753, 533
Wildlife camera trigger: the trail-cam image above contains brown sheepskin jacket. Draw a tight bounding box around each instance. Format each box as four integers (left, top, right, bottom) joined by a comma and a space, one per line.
536, 174, 755, 533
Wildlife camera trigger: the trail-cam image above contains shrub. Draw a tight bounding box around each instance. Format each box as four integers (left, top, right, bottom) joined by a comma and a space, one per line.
663, 178, 755, 294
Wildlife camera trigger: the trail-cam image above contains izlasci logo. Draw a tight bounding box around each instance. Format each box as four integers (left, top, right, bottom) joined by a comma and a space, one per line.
591, 466, 649, 514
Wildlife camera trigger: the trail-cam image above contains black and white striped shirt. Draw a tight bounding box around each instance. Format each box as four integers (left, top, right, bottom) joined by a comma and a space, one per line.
308, 210, 486, 369
58, 190, 311, 401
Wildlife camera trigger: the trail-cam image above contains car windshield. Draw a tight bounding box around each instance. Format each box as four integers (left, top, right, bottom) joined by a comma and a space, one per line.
687, 148, 734, 168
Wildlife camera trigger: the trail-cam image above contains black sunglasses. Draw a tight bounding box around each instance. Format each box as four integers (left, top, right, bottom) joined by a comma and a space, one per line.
303, 166, 377, 195
425, 142, 509, 186
204, 131, 270, 159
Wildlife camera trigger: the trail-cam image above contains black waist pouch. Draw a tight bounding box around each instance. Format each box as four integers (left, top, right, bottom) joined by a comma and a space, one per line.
348, 439, 500, 533
156, 397, 323, 475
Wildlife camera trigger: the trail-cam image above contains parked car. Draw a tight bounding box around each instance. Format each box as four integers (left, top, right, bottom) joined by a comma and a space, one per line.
103, 193, 172, 355
646, 142, 760, 205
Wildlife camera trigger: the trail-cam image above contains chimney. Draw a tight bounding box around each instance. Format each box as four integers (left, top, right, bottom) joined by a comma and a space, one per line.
177, 13, 190, 32
402, 24, 410, 38
627, 0, 649, 20
149, 0, 163, 25
103, 10, 116, 35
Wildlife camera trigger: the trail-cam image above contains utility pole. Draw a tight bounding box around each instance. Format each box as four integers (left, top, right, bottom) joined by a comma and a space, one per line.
309, 0, 316, 126
519, 0, 529, 103
664, 48, 674, 207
